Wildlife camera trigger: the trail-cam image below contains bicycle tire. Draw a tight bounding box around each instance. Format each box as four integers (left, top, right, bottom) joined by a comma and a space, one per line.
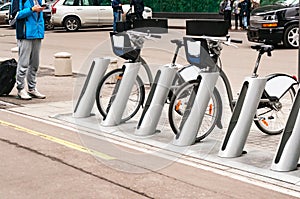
254, 86, 296, 135
95, 68, 145, 122
168, 79, 222, 142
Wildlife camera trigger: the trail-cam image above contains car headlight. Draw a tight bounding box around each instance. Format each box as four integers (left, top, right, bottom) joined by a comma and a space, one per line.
262, 14, 277, 21
261, 14, 278, 28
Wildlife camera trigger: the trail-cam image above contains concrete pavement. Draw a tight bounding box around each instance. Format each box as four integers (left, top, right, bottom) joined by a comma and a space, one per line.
0, 20, 300, 197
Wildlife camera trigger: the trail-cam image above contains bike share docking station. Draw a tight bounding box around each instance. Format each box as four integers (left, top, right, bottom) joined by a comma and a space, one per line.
271, 89, 300, 172
172, 20, 230, 146
102, 62, 141, 126
173, 72, 219, 146
73, 58, 110, 118
218, 77, 267, 158
101, 24, 168, 127
135, 65, 177, 136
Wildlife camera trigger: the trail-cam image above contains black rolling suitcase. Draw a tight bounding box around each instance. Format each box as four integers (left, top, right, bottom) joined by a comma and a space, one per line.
0, 58, 17, 96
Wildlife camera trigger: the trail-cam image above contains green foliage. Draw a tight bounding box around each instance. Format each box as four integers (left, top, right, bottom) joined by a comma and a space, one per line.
114, 0, 292, 13
143, 0, 221, 12
141, 0, 293, 13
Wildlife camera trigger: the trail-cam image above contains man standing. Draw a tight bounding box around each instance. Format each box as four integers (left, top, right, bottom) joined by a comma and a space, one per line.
130, 0, 144, 19
239, 0, 251, 29
232, 0, 241, 29
221, 0, 233, 29
112, 0, 123, 32
14, 0, 46, 100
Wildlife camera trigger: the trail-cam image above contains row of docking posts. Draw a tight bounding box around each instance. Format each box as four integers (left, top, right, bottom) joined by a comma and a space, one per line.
73, 58, 300, 172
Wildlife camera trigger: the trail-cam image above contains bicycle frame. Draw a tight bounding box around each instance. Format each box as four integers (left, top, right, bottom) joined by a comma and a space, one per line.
214, 43, 298, 115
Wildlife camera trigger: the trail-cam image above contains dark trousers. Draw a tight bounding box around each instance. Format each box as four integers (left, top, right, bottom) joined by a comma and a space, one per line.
224, 10, 232, 28
234, 14, 242, 29
234, 14, 239, 29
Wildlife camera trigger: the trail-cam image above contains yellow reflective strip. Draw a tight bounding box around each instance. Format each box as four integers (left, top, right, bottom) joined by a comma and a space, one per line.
0, 120, 115, 160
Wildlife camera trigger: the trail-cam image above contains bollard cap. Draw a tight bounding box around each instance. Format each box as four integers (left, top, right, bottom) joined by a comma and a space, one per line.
54, 52, 72, 58
11, 47, 18, 53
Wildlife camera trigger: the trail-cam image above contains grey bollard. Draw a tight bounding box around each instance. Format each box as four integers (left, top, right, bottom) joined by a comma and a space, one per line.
73, 58, 110, 118
54, 52, 72, 76
218, 77, 267, 158
271, 90, 300, 172
102, 62, 141, 126
135, 65, 177, 136
173, 72, 219, 146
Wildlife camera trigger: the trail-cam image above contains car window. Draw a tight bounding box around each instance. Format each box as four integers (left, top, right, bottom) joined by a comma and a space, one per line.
82, 0, 101, 6
64, 0, 83, 6
0, 4, 9, 11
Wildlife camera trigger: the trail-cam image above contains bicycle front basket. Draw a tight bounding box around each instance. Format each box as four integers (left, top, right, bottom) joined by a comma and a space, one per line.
109, 32, 140, 61
183, 37, 216, 70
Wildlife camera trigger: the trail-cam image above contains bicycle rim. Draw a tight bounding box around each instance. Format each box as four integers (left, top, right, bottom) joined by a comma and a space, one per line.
168, 80, 221, 141
255, 87, 296, 135
96, 69, 145, 122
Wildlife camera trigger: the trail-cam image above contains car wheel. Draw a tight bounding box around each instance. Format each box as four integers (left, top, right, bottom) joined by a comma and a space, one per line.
45, 19, 54, 30
64, 16, 80, 32
283, 24, 299, 48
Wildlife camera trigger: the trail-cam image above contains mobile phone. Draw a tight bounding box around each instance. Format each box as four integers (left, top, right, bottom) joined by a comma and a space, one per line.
41, 4, 47, 7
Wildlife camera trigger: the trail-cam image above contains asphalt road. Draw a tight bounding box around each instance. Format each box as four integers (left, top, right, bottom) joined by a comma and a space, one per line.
0, 23, 299, 198
1, 103, 297, 198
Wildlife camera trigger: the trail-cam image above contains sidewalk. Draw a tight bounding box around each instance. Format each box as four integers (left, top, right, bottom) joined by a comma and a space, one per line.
0, 63, 299, 196
0, 21, 299, 197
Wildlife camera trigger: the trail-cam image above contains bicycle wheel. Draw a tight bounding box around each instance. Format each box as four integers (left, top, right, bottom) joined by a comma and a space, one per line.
95, 68, 145, 122
168, 80, 222, 142
255, 86, 296, 135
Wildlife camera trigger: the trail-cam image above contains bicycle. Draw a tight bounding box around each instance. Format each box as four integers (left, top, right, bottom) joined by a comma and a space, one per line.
168, 35, 298, 142
95, 30, 206, 123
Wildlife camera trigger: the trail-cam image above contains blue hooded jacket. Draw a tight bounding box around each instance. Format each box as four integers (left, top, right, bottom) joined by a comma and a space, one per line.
15, 0, 44, 39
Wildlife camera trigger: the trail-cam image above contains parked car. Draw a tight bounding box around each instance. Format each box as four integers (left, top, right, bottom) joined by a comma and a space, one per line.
44, 2, 54, 30
51, 0, 152, 31
8, 1, 54, 30
247, 0, 299, 48
0, 2, 10, 25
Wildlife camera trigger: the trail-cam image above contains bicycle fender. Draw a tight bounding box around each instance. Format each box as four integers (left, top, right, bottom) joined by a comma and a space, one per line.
265, 73, 298, 99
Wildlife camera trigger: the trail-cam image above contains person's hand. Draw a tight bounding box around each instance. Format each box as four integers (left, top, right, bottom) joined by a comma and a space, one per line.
32, 5, 45, 12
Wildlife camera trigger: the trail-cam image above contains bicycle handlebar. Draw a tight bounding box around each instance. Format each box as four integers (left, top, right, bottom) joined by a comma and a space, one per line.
192, 35, 243, 46
127, 30, 161, 39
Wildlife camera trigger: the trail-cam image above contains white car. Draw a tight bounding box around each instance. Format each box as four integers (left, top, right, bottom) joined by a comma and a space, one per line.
51, 0, 152, 31
0, 2, 10, 25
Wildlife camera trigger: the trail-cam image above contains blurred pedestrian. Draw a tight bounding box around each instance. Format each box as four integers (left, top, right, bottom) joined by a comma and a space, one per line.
14, 0, 46, 100
221, 0, 233, 29
130, 0, 144, 19
239, 0, 251, 29
232, 0, 241, 29
252, 0, 260, 9
112, 0, 123, 32
246, 0, 252, 27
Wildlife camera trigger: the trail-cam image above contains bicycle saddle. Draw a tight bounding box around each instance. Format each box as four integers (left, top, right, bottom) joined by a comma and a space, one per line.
251, 44, 274, 56
171, 39, 184, 47
251, 44, 274, 53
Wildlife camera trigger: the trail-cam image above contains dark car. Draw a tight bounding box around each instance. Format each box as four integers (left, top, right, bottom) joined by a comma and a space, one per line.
247, 0, 299, 48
